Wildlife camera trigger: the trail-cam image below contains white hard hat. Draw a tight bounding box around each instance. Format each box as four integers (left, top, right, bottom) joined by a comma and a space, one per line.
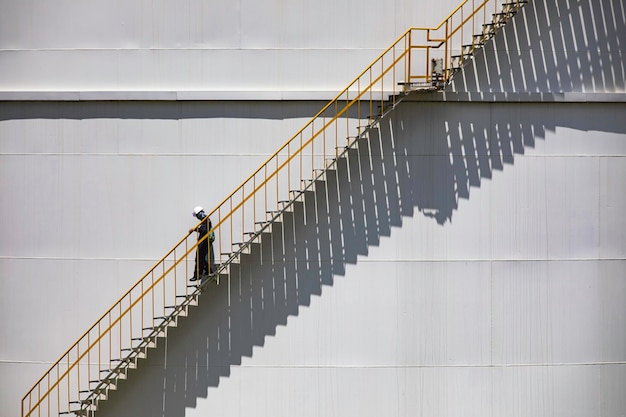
192, 206, 204, 217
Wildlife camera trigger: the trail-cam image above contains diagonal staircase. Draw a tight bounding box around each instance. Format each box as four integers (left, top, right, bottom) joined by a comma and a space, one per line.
21, 1, 528, 416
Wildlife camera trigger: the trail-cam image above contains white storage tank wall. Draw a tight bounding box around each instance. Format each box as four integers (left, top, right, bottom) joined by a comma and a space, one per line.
0, 3, 468, 414
0, 0, 461, 95
1, 1, 626, 417
71, 100, 624, 417
449, 0, 626, 93
0, 100, 331, 417
4, 100, 625, 417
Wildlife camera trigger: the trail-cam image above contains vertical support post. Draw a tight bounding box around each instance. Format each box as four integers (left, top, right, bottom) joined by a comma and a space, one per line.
407, 31, 411, 87
311, 120, 315, 180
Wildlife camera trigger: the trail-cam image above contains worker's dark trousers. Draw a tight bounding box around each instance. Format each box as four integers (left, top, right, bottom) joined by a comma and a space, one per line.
194, 239, 209, 277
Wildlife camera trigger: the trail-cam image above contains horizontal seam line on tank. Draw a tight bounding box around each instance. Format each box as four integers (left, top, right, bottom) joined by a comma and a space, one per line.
2, 153, 626, 157
0, 47, 383, 52
356, 258, 626, 262
3, 359, 625, 367
2, 256, 625, 262
0, 153, 315, 157
199, 362, 626, 369
0, 152, 626, 161
0, 256, 159, 262
0, 47, 616, 52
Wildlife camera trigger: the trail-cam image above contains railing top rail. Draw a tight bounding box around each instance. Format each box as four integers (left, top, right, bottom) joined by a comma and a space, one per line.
21, 228, 195, 404
201, 0, 481, 216
202, 3, 476, 226
434, 0, 470, 29
204, 26, 415, 224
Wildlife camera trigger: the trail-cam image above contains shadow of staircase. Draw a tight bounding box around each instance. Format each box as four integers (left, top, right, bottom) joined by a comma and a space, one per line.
99, 97, 626, 417
57, 95, 626, 417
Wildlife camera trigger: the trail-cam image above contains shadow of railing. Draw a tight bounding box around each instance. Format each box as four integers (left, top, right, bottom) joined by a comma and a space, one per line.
450, 0, 626, 93
94, 98, 626, 417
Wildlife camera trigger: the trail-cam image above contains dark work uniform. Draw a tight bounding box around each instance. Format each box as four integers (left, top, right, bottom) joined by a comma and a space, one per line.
193, 212, 210, 278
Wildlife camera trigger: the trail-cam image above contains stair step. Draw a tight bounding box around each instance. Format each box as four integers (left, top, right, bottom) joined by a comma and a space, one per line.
89, 378, 109, 384
164, 306, 188, 317
110, 359, 136, 369
492, 11, 512, 20
121, 346, 145, 352
503, 0, 527, 6
325, 159, 338, 168
89, 375, 117, 384
473, 34, 488, 43
131, 335, 155, 341
99, 368, 123, 374
462, 45, 476, 53
69, 400, 91, 405
60, 410, 89, 416
78, 391, 107, 402
70, 398, 96, 406
176, 294, 199, 307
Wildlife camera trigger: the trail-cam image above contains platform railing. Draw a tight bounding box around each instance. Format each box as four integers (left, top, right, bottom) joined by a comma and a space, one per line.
22, 1, 527, 415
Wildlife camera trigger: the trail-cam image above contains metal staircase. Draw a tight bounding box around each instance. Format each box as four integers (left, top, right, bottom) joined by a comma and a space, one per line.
21, 1, 528, 416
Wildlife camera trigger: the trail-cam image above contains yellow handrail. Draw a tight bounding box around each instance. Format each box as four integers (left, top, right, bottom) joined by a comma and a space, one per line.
21, 228, 195, 406
22, 1, 527, 415
209, 50, 407, 237
207, 27, 415, 223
